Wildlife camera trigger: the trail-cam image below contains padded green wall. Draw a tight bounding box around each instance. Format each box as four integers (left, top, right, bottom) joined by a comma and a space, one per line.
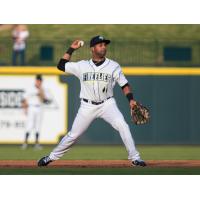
60, 74, 200, 144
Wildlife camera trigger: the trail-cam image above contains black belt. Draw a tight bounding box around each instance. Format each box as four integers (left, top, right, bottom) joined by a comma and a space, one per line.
30, 105, 41, 107
82, 97, 112, 105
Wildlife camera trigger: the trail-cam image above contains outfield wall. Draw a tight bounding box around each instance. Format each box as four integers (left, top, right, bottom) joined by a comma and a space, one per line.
0, 67, 200, 144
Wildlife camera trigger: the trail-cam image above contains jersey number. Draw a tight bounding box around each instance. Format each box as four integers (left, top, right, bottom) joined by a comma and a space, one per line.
102, 87, 108, 93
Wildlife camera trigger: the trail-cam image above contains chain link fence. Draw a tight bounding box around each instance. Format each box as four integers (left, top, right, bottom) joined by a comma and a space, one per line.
1, 38, 200, 66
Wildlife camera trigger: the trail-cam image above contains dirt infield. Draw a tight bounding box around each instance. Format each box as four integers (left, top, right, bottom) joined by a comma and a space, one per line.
0, 160, 200, 168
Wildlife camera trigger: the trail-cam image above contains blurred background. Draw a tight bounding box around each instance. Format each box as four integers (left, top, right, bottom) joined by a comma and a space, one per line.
1, 24, 200, 66
0, 24, 200, 145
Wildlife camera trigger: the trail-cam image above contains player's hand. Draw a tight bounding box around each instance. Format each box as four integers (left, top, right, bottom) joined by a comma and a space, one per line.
70, 40, 82, 50
129, 100, 137, 109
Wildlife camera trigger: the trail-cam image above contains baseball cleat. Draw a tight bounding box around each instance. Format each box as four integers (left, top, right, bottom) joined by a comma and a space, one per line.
132, 159, 147, 167
21, 143, 28, 150
34, 144, 43, 150
37, 156, 52, 167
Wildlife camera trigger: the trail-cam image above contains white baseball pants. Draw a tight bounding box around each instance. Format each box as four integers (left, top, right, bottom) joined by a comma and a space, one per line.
49, 98, 140, 161
26, 106, 43, 133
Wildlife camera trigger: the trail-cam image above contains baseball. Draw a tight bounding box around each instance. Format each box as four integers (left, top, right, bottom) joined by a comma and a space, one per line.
78, 40, 84, 47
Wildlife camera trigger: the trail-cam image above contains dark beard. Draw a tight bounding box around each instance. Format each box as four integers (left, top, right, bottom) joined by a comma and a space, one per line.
97, 50, 106, 58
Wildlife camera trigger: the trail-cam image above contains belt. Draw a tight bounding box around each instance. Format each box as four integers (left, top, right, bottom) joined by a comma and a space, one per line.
82, 97, 112, 105
30, 105, 41, 107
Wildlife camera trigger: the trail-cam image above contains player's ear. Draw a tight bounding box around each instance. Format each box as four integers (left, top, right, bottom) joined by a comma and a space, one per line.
90, 47, 94, 53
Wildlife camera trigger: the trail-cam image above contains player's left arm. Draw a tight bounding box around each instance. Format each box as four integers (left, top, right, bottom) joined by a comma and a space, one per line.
37, 87, 46, 103
38, 88, 52, 104
114, 65, 137, 109
21, 99, 28, 115
43, 89, 52, 104
121, 83, 137, 109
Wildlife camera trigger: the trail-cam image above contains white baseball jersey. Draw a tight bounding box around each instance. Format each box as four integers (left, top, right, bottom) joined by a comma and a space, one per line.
64, 58, 128, 102
12, 30, 29, 51
23, 86, 50, 107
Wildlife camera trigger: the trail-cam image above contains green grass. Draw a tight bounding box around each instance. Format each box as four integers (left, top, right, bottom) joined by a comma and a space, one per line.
0, 145, 199, 175
0, 145, 200, 160
1, 167, 200, 175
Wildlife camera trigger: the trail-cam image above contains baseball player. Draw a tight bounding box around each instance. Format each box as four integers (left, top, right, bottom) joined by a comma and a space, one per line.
21, 75, 51, 149
38, 36, 146, 167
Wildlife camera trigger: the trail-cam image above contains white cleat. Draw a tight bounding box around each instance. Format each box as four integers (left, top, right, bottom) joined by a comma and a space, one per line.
21, 143, 28, 150
34, 144, 43, 150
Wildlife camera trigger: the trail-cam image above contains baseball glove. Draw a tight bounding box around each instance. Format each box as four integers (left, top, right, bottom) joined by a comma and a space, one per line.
131, 102, 150, 125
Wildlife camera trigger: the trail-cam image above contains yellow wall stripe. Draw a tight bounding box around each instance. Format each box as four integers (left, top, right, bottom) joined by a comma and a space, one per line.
0, 67, 63, 75
1, 66, 200, 75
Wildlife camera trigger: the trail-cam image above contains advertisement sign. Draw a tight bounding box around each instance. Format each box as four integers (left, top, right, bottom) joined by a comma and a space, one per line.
0, 75, 67, 144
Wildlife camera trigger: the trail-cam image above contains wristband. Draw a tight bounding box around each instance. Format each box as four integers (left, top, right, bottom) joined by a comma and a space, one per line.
126, 93, 134, 102
66, 47, 75, 55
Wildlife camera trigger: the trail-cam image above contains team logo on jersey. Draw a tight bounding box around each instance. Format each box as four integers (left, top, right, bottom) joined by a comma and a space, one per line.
83, 72, 111, 82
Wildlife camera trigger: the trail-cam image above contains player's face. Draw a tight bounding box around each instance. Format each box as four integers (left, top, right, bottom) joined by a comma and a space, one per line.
92, 42, 107, 58
35, 80, 42, 88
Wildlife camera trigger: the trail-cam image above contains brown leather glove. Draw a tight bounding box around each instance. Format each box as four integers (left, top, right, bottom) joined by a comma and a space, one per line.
131, 102, 150, 125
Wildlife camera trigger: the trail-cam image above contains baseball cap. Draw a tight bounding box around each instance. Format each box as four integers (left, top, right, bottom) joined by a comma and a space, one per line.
90, 35, 110, 47
36, 74, 43, 81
